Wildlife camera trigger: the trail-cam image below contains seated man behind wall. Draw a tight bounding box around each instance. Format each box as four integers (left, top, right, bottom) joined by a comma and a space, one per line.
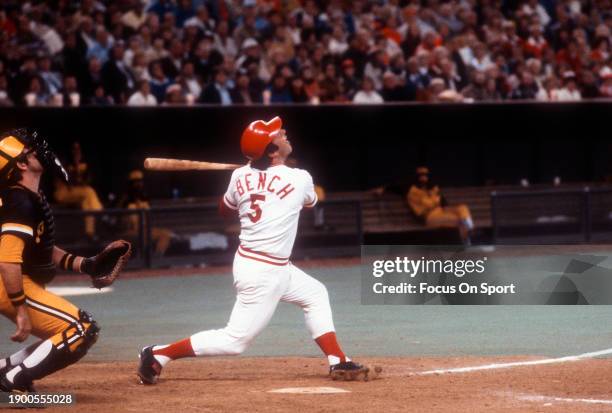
120, 170, 172, 256
53, 142, 103, 240
407, 167, 473, 241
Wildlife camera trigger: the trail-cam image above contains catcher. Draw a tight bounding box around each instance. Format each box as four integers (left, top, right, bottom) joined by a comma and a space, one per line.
0, 129, 131, 392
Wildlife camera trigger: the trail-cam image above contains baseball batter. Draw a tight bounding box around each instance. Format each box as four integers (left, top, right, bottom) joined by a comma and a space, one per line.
138, 116, 372, 383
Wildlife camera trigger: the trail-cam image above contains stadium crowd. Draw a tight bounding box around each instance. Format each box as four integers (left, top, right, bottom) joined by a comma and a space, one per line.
0, 0, 610, 106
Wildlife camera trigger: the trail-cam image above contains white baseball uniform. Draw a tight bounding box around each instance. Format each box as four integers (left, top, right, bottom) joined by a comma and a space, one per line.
189, 164, 336, 356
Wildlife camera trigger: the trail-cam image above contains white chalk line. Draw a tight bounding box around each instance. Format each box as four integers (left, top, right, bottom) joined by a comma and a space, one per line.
416, 347, 612, 375
517, 394, 612, 405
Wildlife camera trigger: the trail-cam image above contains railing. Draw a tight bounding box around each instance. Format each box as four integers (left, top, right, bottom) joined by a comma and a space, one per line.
53, 199, 364, 269
51, 188, 612, 269
490, 187, 612, 244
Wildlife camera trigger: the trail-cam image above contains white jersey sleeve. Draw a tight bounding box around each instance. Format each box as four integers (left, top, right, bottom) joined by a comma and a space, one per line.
302, 171, 318, 208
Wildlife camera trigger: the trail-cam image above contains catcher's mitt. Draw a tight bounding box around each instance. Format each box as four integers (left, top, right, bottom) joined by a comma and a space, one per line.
83, 240, 132, 289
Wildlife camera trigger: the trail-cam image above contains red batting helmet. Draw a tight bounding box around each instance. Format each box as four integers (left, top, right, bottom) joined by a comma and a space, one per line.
241, 116, 283, 160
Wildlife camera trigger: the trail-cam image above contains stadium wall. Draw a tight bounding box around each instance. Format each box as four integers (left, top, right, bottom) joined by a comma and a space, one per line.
0, 101, 609, 198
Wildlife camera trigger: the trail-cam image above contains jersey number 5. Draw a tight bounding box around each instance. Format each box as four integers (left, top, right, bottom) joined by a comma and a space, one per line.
248, 194, 266, 223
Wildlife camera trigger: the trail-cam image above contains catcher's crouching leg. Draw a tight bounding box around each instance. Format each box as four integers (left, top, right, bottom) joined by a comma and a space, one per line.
1, 310, 99, 391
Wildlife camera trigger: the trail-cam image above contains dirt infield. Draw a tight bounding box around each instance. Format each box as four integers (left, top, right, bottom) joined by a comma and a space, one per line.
34, 356, 612, 413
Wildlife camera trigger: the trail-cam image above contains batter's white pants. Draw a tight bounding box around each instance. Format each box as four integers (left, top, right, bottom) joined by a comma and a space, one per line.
190, 251, 336, 356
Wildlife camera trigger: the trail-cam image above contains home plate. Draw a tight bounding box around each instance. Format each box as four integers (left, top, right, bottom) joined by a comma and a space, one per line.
47, 286, 113, 296
268, 387, 351, 394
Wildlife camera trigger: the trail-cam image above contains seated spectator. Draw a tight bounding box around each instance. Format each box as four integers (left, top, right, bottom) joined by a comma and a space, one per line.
556, 71, 582, 101
353, 76, 383, 104
600, 67, 612, 97
149, 60, 171, 102
54, 141, 104, 241
59, 75, 81, 107
380, 71, 410, 102
102, 41, 136, 104
128, 80, 158, 106
38, 55, 62, 97
265, 74, 292, 104
164, 83, 193, 105
340, 59, 360, 100
580, 70, 600, 99
288, 76, 310, 103
120, 170, 173, 256
510, 71, 540, 100
89, 84, 114, 106
318, 63, 341, 102
200, 68, 233, 104
406, 167, 474, 242
24, 77, 50, 106
0, 74, 13, 106
536, 76, 561, 101
461, 70, 489, 101
230, 68, 259, 104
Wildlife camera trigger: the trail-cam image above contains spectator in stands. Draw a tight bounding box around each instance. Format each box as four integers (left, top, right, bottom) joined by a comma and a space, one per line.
556, 71, 582, 101
200, 68, 232, 104
230, 68, 256, 104
340, 59, 360, 100
0, 0, 609, 106
537, 76, 561, 101
288, 76, 309, 103
510, 71, 540, 100
461, 70, 490, 101
580, 70, 600, 99
102, 41, 136, 104
82, 57, 104, 102
600, 67, 612, 97
0, 74, 13, 106
406, 166, 474, 243
364, 49, 387, 90
265, 73, 292, 104
381, 71, 410, 102
149, 60, 171, 103
214, 20, 238, 59
128, 80, 157, 106
60, 75, 81, 107
37, 55, 62, 97
164, 83, 193, 105
90, 84, 114, 106
353, 76, 383, 104
318, 63, 342, 102
23, 77, 49, 107
120, 170, 173, 256
54, 141, 104, 241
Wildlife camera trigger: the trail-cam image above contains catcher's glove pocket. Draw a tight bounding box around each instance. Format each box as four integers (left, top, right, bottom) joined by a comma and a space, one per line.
83, 240, 132, 289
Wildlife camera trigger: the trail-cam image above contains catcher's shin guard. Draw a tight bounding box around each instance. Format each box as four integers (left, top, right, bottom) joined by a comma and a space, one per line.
2, 310, 99, 390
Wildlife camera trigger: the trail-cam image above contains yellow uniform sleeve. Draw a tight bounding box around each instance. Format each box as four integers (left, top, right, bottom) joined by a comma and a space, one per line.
407, 186, 441, 218
0, 233, 25, 263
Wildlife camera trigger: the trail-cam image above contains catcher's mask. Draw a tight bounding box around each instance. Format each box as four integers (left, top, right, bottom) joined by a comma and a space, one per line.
0, 128, 69, 183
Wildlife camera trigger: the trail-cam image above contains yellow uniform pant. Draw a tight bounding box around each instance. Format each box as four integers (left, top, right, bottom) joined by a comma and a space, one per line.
0, 276, 91, 352
425, 204, 472, 228
54, 185, 103, 238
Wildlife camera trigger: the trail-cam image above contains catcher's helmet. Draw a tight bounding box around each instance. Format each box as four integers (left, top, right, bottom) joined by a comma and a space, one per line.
0, 128, 68, 182
240, 116, 283, 160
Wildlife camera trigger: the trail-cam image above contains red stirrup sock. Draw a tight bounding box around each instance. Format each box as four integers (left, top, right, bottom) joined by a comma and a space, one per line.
152, 338, 196, 366
315, 332, 347, 366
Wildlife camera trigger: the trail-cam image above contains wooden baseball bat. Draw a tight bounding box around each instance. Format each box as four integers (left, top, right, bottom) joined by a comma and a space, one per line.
144, 158, 242, 171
